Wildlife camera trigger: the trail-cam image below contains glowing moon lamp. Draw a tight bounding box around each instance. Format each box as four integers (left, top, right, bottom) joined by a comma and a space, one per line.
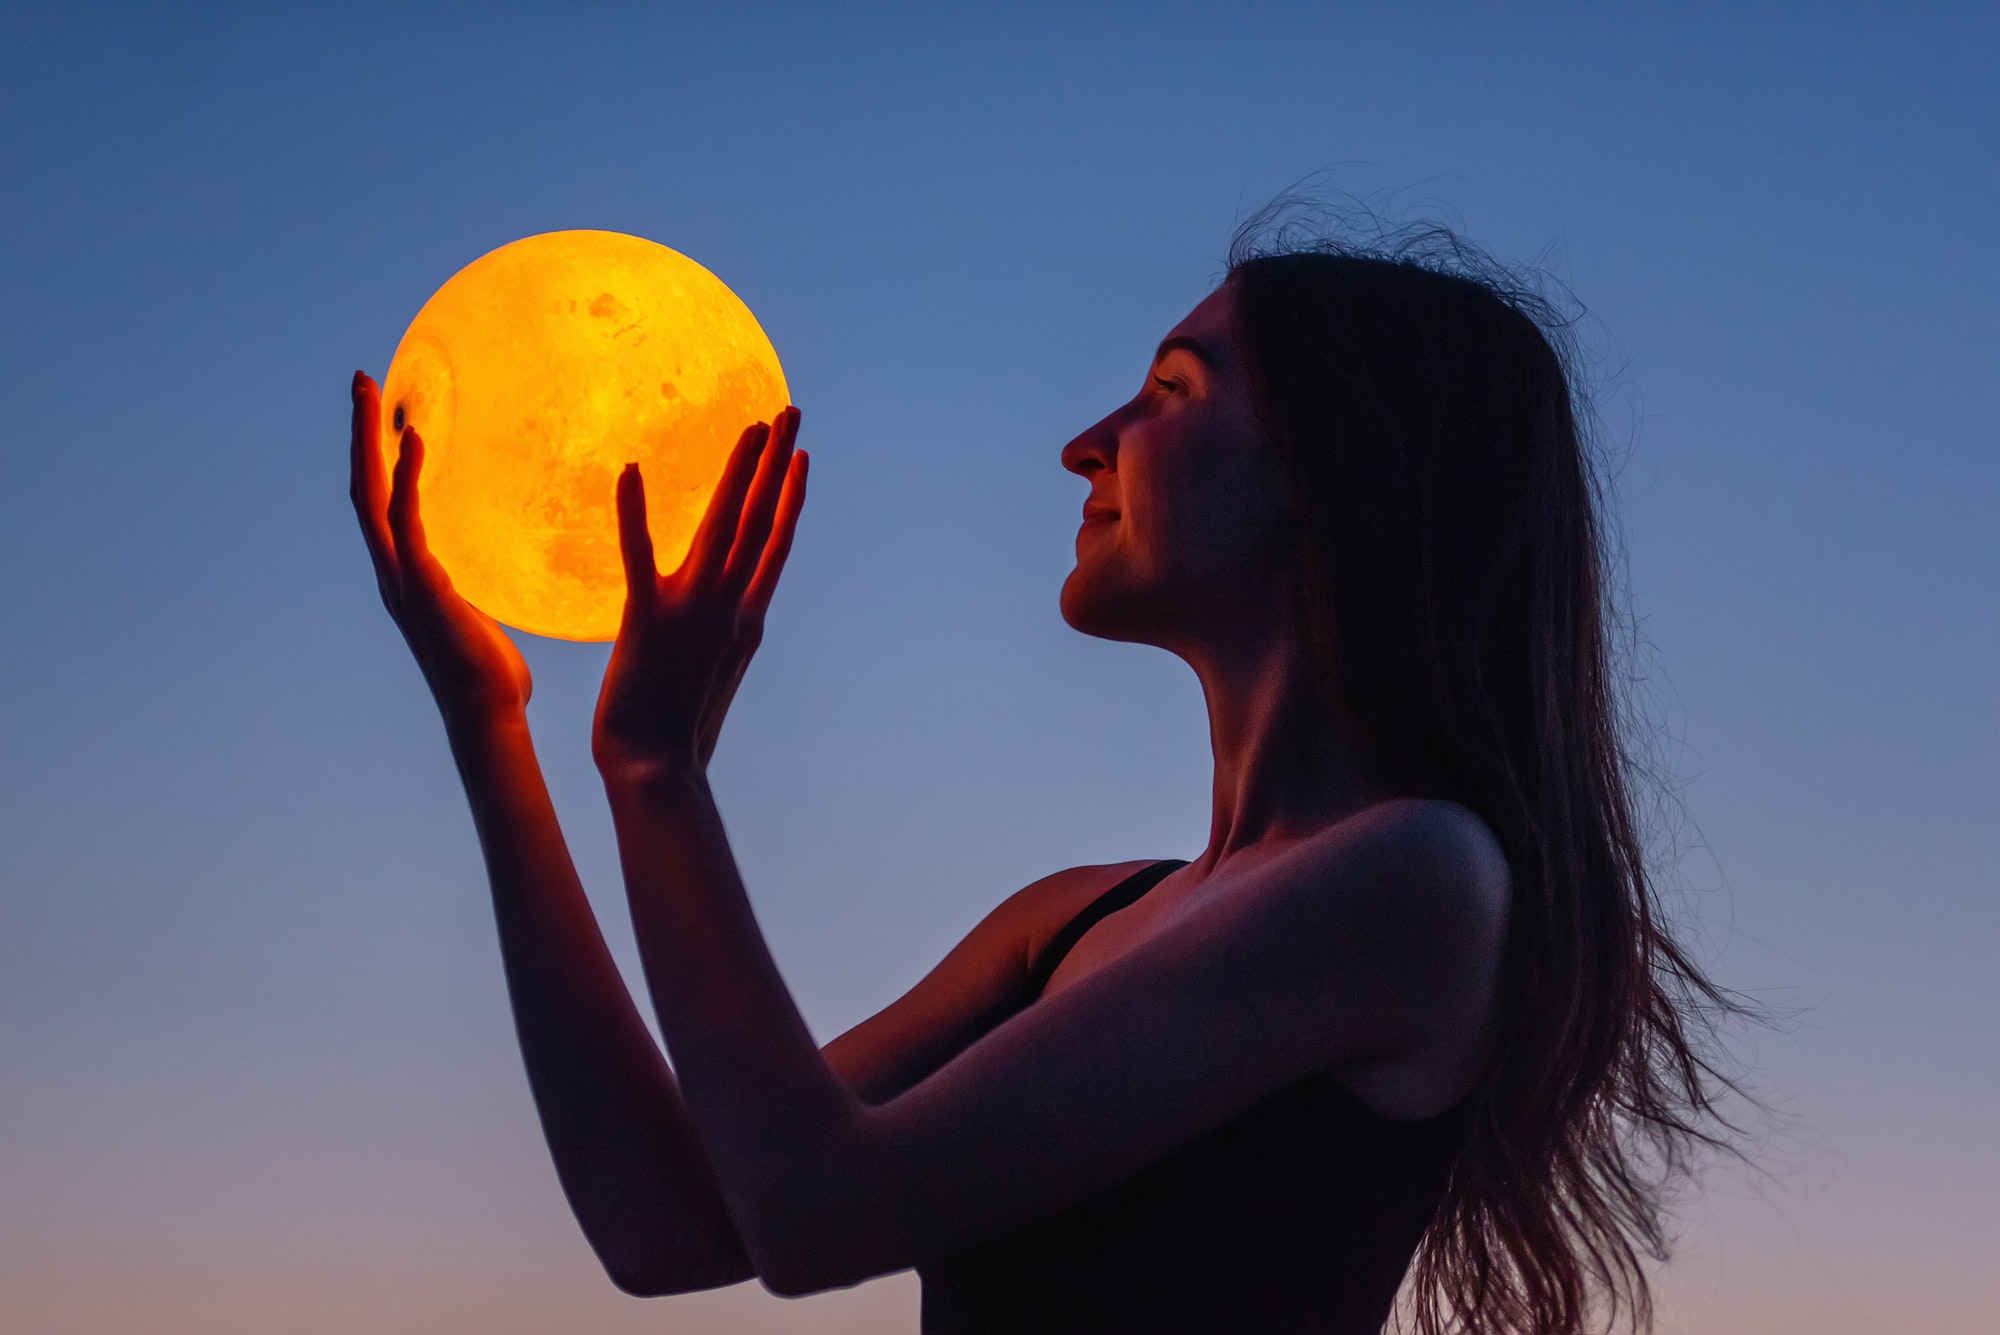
380, 230, 790, 641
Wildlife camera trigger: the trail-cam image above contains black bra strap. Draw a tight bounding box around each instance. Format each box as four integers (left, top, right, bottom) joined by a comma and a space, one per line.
1024, 859, 1188, 1000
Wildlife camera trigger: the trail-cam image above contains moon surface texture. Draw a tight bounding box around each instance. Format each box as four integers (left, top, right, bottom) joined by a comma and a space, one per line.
381, 230, 790, 641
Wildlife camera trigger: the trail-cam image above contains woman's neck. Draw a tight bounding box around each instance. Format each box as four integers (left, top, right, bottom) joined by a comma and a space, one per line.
1181, 620, 1383, 871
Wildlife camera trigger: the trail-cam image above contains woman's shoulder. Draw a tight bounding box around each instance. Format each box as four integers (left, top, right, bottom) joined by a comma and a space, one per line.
1288, 799, 1512, 1118
1366, 796, 1509, 875
997, 858, 1182, 970
1294, 797, 1511, 927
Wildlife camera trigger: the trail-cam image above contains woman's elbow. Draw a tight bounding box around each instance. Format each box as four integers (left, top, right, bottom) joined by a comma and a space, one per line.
755, 1253, 878, 1301
744, 1214, 903, 1298
756, 1267, 820, 1301
742, 1228, 838, 1298
735, 1126, 900, 1297
594, 1234, 755, 1298
605, 1260, 675, 1299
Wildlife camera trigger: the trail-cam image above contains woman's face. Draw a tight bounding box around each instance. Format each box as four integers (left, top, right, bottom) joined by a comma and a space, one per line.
1059, 282, 1287, 648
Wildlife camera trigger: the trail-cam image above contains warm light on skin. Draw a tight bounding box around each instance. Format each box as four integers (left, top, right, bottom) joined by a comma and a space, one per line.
381, 230, 790, 641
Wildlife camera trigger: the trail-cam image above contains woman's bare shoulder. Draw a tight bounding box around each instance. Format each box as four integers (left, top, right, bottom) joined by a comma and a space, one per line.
1299, 797, 1511, 929
1001, 858, 1178, 968
1292, 798, 1512, 1117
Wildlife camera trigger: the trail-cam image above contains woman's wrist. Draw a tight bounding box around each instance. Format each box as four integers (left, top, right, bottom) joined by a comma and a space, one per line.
596, 747, 710, 798
439, 699, 534, 755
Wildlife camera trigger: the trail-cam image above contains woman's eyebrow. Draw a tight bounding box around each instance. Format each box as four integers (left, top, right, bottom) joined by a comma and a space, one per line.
1151, 335, 1216, 369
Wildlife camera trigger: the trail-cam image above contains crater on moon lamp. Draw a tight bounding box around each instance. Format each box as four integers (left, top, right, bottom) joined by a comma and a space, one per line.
381, 230, 790, 641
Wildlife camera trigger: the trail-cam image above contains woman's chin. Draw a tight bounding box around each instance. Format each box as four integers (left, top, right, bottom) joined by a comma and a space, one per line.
1059, 569, 1152, 643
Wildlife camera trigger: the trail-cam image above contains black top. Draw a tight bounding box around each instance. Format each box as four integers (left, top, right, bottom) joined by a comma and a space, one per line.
917, 860, 1468, 1335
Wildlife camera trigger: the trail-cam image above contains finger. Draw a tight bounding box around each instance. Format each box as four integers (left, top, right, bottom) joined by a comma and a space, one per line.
616, 463, 658, 606
743, 449, 809, 620
350, 372, 398, 577
681, 422, 769, 582
387, 426, 446, 583
724, 406, 800, 592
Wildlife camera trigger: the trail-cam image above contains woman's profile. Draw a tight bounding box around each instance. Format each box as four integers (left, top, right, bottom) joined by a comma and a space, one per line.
350, 213, 1738, 1334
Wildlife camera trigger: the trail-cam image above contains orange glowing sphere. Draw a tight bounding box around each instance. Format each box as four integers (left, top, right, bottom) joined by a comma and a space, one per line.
380, 230, 789, 641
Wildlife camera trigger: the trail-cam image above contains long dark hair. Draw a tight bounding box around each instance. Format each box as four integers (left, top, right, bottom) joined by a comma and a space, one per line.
1228, 213, 1742, 1334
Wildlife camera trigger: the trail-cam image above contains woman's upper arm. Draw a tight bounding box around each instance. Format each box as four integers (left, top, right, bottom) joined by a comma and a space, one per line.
821, 861, 1163, 1105
771, 801, 1508, 1293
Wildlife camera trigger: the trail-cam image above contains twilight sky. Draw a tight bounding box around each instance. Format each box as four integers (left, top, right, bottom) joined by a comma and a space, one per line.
2, 6, 1995, 1333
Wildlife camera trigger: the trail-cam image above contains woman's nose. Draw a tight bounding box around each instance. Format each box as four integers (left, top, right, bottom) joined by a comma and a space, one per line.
1061, 409, 1120, 478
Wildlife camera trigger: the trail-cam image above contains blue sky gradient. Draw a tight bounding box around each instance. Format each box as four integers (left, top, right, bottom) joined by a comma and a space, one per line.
2, 7, 1995, 1331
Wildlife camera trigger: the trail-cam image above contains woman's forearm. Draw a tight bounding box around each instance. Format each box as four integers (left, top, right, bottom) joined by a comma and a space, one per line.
586, 417, 858, 1291
445, 712, 753, 1294
600, 761, 866, 1292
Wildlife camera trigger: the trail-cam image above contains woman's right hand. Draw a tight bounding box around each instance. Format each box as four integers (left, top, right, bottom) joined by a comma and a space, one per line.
350, 370, 531, 727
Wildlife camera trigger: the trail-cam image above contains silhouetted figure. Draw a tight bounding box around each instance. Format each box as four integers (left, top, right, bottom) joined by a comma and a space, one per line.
352, 218, 1735, 1334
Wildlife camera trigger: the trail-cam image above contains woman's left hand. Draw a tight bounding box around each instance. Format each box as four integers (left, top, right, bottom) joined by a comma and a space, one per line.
593, 408, 808, 782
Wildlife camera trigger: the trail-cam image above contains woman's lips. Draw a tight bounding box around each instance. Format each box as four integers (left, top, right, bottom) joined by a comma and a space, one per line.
1080, 503, 1119, 528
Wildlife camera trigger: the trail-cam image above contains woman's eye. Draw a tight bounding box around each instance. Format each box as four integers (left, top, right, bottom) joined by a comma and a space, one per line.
1152, 375, 1180, 394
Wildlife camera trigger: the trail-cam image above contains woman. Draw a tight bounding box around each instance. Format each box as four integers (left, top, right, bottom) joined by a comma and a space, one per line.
350, 222, 1733, 1334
